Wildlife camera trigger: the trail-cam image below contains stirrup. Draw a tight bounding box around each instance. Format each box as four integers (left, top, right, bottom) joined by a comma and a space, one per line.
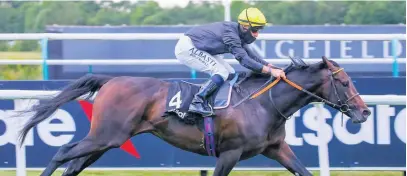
189, 105, 213, 117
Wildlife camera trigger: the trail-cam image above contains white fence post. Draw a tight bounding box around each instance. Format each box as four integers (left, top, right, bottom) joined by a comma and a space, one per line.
15, 133, 26, 176
315, 103, 330, 176
13, 99, 35, 176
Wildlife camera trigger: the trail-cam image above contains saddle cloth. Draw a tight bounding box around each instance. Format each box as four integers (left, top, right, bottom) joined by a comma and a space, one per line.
164, 74, 238, 119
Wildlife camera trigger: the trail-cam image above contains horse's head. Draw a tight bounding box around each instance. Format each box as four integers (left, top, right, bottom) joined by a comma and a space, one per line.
316, 56, 371, 123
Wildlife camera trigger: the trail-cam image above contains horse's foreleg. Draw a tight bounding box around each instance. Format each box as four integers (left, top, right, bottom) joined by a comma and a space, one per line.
262, 141, 312, 176
212, 148, 243, 176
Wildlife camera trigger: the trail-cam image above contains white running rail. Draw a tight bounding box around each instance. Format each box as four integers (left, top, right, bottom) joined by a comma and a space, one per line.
0, 89, 405, 176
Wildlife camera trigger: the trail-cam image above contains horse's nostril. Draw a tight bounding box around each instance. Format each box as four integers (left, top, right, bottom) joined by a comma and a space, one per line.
362, 109, 371, 117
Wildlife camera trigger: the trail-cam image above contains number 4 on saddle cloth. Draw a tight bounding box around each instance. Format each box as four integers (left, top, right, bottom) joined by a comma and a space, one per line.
164, 74, 239, 120
163, 74, 239, 157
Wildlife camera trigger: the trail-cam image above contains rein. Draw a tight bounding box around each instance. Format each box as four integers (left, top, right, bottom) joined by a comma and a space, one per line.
233, 68, 359, 121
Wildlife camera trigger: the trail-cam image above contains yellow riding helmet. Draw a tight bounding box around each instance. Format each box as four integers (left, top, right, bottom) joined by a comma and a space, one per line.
238, 7, 267, 27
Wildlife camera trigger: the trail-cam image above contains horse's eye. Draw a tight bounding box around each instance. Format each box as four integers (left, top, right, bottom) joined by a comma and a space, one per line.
343, 81, 349, 87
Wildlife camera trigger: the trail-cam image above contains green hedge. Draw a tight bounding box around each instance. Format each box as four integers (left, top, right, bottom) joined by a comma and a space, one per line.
0, 52, 42, 80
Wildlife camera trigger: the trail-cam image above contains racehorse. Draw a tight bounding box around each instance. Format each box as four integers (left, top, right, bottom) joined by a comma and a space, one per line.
18, 56, 371, 176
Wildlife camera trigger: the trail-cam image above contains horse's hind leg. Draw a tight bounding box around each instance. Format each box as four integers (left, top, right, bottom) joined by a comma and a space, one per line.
262, 141, 312, 176
59, 120, 154, 176
40, 111, 140, 176
41, 113, 154, 176
60, 122, 154, 176
40, 133, 128, 176
61, 151, 106, 176
41, 77, 161, 176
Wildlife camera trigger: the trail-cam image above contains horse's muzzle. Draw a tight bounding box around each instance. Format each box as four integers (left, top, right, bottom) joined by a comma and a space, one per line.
352, 108, 371, 123
362, 109, 371, 118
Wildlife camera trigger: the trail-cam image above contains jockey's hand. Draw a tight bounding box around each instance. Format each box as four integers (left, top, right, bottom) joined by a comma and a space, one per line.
261, 65, 286, 79
270, 67, 286, 79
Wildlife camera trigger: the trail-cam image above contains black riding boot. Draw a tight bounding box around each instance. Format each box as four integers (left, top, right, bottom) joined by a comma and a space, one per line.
189, 79, 221, 117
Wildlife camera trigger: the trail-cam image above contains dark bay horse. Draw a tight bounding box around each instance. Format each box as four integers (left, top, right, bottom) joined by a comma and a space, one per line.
18, 56, 371, 176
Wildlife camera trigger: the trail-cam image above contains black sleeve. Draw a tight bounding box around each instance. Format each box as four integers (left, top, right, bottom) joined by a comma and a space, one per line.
243, 44, 269, 66
222, 24, 264, 72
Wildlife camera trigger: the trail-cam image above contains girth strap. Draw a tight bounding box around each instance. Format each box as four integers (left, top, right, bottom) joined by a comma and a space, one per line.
204, 117, 216, 157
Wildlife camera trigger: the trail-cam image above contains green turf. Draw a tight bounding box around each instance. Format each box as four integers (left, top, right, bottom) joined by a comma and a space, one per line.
0, 170, 404, 176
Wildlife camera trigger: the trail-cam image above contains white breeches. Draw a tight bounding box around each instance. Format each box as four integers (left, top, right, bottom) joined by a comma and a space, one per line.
174, 35, 235, 81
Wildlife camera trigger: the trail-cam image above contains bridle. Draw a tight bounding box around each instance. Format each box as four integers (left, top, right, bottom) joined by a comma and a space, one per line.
268, 67, 360, 120
326, 68, 360, 114
233, 67, 360, 121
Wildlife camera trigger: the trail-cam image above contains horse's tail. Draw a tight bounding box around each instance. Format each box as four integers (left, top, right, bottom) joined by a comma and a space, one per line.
18, 74, 113, 145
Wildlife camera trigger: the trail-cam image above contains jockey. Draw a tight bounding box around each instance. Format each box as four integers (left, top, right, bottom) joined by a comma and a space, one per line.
175, 7, 286, 117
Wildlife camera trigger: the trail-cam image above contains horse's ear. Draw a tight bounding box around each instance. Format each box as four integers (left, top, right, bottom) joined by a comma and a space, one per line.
321, 56, 334, 69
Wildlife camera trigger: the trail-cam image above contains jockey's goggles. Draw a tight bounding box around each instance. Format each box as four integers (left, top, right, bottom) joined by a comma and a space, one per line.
249, 26, 263, 33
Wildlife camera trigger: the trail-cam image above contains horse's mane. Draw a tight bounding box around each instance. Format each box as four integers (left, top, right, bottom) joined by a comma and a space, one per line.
329, 60, 340, 67
235, 62, 299, 83
235, 59, 340, 85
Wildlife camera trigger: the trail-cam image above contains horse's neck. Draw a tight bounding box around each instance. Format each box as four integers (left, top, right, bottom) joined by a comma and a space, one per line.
245, 71, 321, 119
273, 73, 322, 118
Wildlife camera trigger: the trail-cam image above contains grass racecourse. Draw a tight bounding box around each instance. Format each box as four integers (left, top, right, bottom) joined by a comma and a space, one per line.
0, 170, 404, 176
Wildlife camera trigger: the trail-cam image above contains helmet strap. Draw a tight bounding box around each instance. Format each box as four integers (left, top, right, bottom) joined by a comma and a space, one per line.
245, 9, 253, 29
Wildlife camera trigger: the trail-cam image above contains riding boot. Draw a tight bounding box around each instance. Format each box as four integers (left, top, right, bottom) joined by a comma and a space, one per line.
189, 75, 224, 117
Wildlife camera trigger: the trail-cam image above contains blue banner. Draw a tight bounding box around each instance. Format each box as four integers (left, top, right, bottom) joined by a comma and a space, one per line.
0, 78, 405, 169
45, 25, 406, 79
47, 25, 406, 60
